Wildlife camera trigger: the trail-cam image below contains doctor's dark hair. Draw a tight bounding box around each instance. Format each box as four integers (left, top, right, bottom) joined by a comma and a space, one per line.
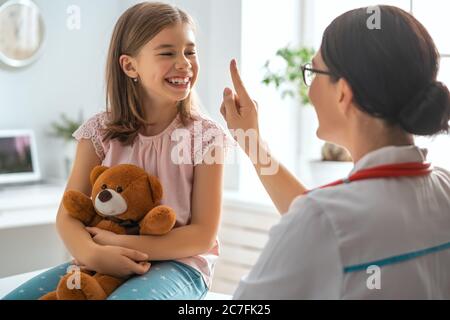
320, 5, 450, 136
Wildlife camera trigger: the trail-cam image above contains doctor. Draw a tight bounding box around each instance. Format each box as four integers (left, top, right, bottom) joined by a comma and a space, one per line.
220, 5, 450, 299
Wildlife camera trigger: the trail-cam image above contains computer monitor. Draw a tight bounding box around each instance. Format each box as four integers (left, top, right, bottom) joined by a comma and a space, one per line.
0, 130, 41, 184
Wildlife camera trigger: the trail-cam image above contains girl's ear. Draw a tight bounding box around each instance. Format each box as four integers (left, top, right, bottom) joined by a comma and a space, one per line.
336, 78, 355, 118
147, 175, 163, 204
90, 166, 109, 186
119, 54, 139, 78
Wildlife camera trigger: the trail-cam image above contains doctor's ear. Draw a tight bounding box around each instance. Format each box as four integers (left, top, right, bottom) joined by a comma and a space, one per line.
336, 78, 355, 117
119, 54, 139, 79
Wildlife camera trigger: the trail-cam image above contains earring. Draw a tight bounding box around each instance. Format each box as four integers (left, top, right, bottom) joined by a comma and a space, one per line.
133, 78, 138, 83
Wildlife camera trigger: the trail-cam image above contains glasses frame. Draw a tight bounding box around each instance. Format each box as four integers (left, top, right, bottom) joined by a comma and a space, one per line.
301, 63, 335, 87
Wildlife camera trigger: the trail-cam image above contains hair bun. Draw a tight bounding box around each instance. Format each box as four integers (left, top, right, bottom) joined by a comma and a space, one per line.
398, 81, 450, 136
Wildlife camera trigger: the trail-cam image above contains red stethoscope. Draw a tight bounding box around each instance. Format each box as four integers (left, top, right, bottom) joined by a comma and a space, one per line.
304, 162, 433, 195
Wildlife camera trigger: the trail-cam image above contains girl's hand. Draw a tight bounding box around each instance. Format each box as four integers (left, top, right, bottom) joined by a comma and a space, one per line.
84, 244, 151, 278
86, 227, 120, 246
221, 59, 261, 154
72, 258, 86, 268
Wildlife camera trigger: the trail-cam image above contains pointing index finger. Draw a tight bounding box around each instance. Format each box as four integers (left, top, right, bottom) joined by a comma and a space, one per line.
230, 59, 252, 102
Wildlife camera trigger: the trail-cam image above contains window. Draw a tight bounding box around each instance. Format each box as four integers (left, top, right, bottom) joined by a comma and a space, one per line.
413, 0, 450, 54
234, 0, 304, 203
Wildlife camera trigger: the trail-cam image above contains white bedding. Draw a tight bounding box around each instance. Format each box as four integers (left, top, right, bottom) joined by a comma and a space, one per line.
0, 269, 231, 300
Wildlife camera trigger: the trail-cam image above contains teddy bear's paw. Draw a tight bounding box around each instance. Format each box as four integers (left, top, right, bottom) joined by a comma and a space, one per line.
93, 273, 125, 296
63, 190, 96, 224
63, 191, 89, 210
56, 271, 107, 300
141, 205, 177, 235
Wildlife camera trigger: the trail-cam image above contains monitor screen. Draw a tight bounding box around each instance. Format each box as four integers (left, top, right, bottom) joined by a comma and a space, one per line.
0, 130, 40, 184
0, 136, 33, 174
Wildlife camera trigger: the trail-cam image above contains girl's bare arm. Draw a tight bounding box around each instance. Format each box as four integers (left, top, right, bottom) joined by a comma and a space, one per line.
55, 139, 102, 265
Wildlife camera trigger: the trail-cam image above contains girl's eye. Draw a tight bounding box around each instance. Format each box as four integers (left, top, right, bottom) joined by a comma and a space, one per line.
116, 186, 123, 193
159, 52, 196, 57
101, 184, 107, 190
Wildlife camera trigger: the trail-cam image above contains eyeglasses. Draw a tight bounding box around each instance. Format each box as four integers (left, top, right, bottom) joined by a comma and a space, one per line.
301, 63, 335, 87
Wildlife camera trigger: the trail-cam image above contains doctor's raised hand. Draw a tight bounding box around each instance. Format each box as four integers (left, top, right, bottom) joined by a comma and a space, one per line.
220, 59, 308, 214
220, 59, 260, 155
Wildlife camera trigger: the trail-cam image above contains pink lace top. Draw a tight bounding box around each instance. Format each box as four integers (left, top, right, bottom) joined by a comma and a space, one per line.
72, 111, 234, 288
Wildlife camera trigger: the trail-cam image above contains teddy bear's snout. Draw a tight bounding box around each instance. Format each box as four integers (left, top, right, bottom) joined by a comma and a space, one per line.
94, 188, 128, 217
98, 190, 113, 203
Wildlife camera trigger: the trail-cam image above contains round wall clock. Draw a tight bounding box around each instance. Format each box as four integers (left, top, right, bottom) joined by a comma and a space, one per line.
0, 0, 45, 68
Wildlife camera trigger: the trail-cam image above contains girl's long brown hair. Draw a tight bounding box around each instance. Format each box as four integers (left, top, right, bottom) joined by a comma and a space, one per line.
103, 2, 198, 145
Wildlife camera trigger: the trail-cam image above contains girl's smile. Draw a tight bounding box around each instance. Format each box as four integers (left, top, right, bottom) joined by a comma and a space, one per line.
165, 75, 193, 91
131, 23, 199, 104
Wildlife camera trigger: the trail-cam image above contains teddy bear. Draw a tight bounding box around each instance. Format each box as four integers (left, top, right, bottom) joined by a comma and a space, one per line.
39, 164, 176, 300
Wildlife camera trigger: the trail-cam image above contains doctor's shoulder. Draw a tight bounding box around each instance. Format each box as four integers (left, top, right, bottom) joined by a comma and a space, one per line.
432, 166, 450, 183
278, 192, 335, 229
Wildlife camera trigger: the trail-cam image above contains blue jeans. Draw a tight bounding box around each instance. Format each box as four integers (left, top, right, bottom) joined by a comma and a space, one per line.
3, 261, 208, 300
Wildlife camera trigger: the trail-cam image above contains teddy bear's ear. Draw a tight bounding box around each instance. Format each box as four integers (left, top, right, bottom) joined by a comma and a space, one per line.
147, 175, 163, 204
90, 166, 109, 186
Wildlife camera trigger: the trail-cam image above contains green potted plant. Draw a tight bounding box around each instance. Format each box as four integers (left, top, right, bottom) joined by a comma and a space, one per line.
262, 46, 314, 106
48, 112, 83, 178
262, 45, 351, 162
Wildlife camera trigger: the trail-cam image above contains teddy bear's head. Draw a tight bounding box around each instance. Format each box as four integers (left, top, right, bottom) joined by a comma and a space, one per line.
89, 164, 163, 222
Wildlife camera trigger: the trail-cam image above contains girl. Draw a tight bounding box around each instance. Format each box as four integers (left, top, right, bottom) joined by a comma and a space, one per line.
4, 2, 230, 300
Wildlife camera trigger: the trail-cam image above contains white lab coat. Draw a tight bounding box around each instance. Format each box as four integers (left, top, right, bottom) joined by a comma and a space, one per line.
233, 145, 450, 299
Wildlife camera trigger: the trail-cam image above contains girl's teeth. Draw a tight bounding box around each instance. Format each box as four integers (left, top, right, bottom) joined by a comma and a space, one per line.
168, 78, 189, 84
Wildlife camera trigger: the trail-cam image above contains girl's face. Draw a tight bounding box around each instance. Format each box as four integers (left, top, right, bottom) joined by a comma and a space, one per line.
126, 23, 199, 105
308, 51, 348, 145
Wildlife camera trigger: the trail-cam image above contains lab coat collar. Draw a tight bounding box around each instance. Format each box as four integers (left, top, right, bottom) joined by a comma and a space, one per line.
350, 145, 429, 175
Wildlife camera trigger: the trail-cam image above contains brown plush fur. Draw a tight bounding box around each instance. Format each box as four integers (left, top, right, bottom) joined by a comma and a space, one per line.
40, 164, 176, 300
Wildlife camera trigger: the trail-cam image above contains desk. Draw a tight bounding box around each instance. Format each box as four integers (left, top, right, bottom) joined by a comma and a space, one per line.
0, 181, 70, 278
